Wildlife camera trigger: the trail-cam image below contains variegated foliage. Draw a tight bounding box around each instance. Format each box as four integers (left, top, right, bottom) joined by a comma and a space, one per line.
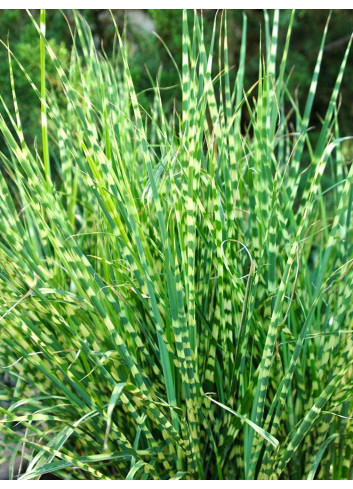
0, 9, 352, 480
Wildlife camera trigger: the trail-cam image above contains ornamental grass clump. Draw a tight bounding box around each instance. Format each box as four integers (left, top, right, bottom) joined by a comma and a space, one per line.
0, 9, 353, 480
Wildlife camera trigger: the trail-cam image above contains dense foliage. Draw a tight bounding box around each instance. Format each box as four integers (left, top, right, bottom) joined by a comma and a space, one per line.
0, 10, 353, 480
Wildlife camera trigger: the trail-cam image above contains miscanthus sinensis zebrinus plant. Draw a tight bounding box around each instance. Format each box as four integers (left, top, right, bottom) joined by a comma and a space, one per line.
0, 9, 353, 480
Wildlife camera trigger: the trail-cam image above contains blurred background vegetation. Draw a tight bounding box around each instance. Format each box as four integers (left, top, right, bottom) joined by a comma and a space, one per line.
0, 9, 352, 148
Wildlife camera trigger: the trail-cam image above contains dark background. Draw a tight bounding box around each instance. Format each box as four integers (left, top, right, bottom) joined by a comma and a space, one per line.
0, 9, 352, 146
